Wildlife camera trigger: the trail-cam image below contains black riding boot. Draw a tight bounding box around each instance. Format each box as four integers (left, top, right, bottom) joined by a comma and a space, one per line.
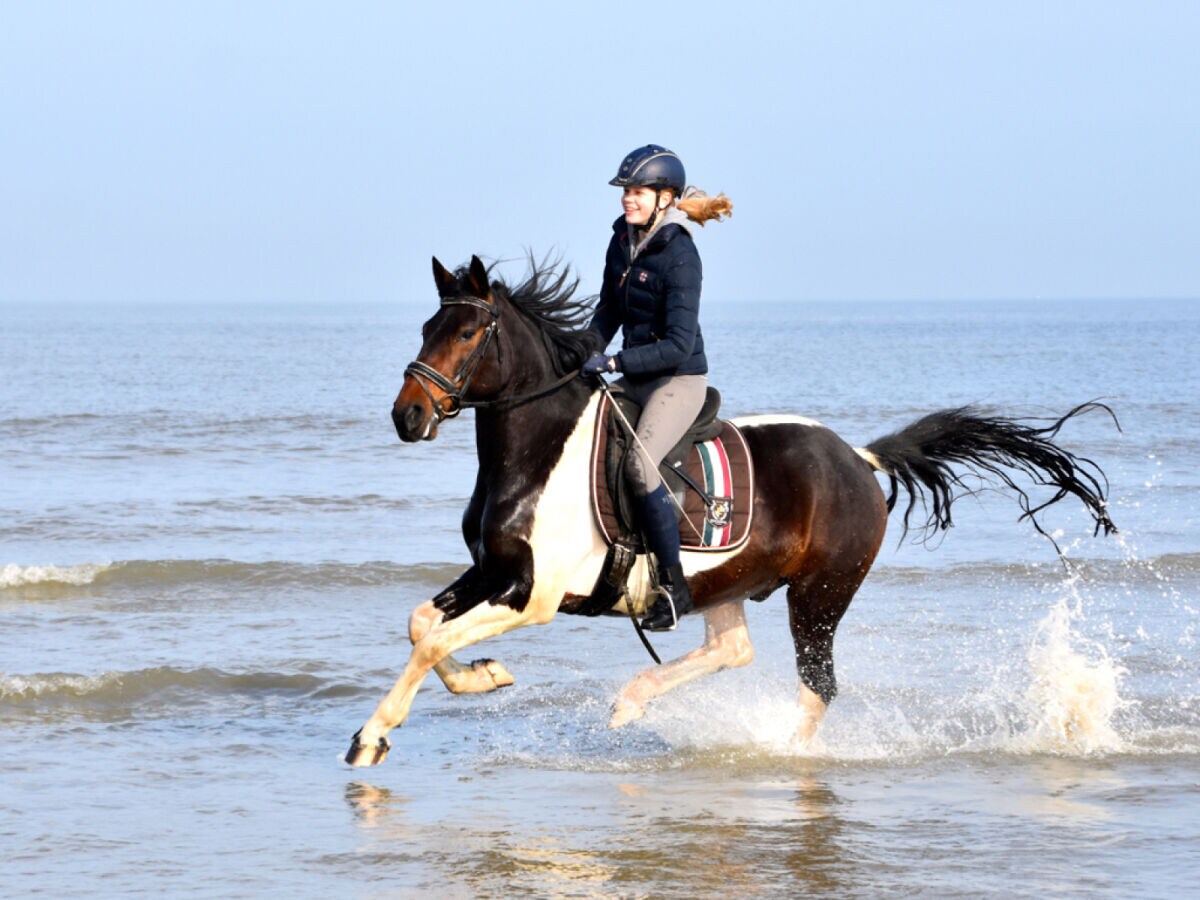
643, 561, 694, 632
637, 485, 694, 631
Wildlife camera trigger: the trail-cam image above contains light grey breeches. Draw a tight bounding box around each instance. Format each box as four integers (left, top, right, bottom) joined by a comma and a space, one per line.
618, 373, 708, 496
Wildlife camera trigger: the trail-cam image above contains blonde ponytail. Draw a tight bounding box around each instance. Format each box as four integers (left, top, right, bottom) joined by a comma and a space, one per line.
676, 187, 733, 226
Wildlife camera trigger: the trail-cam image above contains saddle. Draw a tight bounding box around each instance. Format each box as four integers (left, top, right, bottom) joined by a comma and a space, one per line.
589, 386, 754, 553
568, 386, 755, 617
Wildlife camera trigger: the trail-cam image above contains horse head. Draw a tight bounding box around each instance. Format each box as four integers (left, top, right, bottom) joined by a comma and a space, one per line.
393, 255, 502, 442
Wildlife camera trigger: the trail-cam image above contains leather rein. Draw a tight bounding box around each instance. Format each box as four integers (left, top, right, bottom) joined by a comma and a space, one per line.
403, 294, 579, 422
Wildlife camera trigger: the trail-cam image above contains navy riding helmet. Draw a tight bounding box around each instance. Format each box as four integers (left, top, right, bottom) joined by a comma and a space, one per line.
609, 145, 686, 195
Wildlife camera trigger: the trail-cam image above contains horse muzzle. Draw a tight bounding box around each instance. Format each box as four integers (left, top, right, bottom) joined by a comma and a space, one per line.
392, 400, 440, 442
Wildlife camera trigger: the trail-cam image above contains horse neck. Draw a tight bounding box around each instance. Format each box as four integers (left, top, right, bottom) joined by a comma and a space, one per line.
474, 378, 593, 475
494, 297, 564, 394
473, 314, 593, 480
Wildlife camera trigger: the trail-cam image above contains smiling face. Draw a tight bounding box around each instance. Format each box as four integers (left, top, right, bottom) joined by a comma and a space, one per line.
622, 186, 670, 227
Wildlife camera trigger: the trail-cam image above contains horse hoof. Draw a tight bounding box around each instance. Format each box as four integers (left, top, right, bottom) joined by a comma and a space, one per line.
472, 658, 514, 689
345, 729, 391, 767
608, 697, 645, 729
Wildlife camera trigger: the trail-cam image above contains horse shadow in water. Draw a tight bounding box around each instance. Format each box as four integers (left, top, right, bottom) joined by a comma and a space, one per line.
345, 254, 1117, 767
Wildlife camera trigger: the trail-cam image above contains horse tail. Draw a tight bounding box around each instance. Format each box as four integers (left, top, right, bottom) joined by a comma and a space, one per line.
859, 401, 1119, 543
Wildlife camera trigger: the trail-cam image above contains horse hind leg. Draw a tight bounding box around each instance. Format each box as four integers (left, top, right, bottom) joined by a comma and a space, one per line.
785, 572, 864, 745
610, 598, 755, 728
409, 599, 514, 694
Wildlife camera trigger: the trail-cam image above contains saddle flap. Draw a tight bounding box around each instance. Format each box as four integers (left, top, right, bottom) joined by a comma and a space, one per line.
590, 390, 754, 553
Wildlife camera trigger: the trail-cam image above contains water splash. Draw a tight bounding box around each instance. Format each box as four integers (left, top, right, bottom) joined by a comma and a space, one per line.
1018, 587, 1125, 754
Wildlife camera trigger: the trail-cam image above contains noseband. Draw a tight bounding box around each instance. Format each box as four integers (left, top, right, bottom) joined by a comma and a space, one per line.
404, 295, 500, 421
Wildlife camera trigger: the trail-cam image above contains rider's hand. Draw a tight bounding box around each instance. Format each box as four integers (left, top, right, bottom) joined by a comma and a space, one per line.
581, 352, 618, 377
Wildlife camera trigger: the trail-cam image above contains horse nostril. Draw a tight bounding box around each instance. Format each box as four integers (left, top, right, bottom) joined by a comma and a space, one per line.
392, 403, 416, 439
403, 404, 425, 436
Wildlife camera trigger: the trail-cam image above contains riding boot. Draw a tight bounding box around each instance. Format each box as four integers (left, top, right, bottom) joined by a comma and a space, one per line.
637, 485, 694, 631
643, 561, 694, 632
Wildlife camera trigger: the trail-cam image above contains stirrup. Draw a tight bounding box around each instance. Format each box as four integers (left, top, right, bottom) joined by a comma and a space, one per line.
641, 589, 681, 632
641, 567, 692, 632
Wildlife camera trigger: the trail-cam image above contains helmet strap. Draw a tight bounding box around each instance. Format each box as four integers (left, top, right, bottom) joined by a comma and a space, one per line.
639, 188, 670, 235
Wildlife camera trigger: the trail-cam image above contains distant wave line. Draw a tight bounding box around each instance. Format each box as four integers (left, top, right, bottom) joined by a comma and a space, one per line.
4, 553, 1199, 596
0, 666, 367, 720
0, 558, 468, 592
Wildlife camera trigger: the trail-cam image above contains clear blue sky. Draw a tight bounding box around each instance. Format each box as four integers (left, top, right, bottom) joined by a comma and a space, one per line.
2, 1, 1197, 304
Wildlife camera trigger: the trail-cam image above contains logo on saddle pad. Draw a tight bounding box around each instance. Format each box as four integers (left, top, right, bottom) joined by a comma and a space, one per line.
708, 497, 732, 529
590, 392, 754, 552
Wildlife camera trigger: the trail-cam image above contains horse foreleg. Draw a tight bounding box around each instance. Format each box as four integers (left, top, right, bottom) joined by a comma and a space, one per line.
409, 600, 514, 694
346, 599, 538, 767
609, 599, 755, 728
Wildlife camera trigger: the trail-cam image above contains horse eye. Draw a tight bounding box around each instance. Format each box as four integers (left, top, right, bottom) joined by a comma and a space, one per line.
458, 329, 476, 343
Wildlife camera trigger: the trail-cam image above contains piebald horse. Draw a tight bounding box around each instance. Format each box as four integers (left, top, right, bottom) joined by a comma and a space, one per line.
345, 255, 1115, 766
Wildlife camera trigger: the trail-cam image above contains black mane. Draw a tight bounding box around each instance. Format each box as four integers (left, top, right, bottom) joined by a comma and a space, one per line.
451, 254, 599, 374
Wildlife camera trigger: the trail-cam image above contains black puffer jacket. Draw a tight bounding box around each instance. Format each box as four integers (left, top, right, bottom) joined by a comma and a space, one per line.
587, 215, 707, 379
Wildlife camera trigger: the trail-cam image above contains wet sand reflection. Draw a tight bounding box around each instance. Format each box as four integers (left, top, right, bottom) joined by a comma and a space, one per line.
344, 767, 850, 896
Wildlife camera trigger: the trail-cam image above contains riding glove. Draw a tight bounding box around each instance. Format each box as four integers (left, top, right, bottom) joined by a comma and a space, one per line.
581, 352, 619, 377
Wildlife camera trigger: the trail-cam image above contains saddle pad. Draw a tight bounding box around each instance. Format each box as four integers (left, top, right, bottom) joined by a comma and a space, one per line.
590, 392, 754, 552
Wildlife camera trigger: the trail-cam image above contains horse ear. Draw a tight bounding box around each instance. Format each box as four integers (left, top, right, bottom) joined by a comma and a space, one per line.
465, 255, 491, 301
432, 257, 456, 298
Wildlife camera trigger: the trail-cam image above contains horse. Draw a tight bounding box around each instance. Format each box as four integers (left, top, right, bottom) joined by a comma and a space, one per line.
344, 254, 1116, 767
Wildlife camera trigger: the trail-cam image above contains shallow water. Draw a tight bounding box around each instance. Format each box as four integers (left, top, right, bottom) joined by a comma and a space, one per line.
2, 297, 1198, 896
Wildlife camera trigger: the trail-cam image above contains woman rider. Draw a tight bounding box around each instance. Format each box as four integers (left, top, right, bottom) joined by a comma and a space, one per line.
581, 144, 732, 632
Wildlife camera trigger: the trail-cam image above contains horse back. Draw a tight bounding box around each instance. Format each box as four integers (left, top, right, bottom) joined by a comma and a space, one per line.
719, 415, 888, 585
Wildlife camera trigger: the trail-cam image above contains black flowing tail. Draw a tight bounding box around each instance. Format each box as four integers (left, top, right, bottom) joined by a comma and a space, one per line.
863, 401, 1119, 543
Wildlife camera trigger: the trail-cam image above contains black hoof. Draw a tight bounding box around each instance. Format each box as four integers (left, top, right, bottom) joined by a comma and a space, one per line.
345, 728, 391, 767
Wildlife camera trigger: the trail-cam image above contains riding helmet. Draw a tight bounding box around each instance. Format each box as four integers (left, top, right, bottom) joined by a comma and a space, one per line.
609, 145, 686, 195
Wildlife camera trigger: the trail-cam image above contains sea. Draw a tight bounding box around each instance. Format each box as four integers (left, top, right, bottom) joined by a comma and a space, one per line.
2, 296, 1197, 898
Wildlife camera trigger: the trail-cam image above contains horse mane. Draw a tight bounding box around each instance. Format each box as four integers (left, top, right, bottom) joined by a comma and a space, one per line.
452, 254, 599, 374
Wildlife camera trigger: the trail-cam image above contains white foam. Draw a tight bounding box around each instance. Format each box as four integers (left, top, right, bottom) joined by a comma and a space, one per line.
1017, 589, 1126, 755
0, 672, 119, 699
636, 576, 1132, 761
0, 562, 111, 589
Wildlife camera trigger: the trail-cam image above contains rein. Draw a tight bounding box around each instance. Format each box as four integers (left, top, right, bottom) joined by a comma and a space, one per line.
404, 295, 579, 421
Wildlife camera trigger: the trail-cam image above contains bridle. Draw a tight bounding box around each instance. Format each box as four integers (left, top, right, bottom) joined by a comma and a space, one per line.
403, 295, 499, 421
403, 294, 578, 422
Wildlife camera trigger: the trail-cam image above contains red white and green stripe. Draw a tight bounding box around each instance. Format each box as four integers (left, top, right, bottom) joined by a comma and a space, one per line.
696, 438, 733, 547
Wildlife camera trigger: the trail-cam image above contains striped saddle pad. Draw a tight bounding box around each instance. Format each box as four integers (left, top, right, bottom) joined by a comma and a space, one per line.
589, 391, 755, 552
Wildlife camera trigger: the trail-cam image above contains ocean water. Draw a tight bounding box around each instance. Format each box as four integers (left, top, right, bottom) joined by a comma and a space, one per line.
2, 297, 1198, 897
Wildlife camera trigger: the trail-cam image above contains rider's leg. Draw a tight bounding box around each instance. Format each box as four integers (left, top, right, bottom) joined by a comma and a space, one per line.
623, 374, 707, 631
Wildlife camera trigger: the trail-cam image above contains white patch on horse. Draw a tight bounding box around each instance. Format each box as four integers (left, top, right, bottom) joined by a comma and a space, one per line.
682, 542, 749, 576
854, 447, 890, 473
733, 414, 826, 429
527, 392, 608, 614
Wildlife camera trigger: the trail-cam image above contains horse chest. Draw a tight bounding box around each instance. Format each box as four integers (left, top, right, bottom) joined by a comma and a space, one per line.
524, 394, 608, 608
465, 395, 605, 615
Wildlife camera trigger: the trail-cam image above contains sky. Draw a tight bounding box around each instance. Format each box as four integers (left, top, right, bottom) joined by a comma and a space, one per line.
1, 1, 1197, 305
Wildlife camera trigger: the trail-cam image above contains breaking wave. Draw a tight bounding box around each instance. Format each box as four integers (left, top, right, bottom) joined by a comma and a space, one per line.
0, 562, 113, 588
0, 666, 364, 722
0, 558, 467, 597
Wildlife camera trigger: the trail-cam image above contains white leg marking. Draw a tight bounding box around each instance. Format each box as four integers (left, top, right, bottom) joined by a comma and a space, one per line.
410, 600, 515, 694
794, 682, 827, 744
357, 595, 545, 746
610, 599, 755, 728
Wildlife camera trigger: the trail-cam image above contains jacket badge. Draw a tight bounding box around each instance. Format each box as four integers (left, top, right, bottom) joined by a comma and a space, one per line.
638, 271, 648, 282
